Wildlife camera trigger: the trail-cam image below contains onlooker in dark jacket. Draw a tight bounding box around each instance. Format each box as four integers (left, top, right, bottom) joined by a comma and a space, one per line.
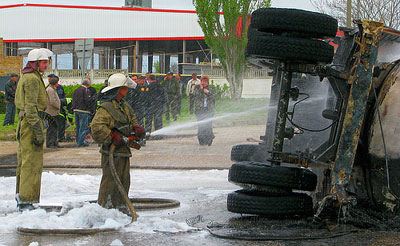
87, 85, 98, 116
193, 75, 216, 146
72, 77, 96, 147
162, 72, 180, 121
3, 74, 18, 126
146, 75, 167, 133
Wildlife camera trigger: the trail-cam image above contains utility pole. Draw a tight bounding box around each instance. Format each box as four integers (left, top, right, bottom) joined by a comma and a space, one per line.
347, 0, 352, 27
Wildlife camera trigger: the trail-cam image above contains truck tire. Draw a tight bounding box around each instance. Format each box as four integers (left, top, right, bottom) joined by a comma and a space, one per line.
228, 162, 317, 191
231, 144, 267, 162
227, 190, 313, 216
246, 34, 334, 64
250, 8, 338, 38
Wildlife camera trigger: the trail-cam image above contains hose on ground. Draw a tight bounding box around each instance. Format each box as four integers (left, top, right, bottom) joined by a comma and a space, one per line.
108, 144, 138, 222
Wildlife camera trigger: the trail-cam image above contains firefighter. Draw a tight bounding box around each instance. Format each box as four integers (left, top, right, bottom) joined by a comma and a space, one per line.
14, 48, 53, 212
91, 73, 146, 213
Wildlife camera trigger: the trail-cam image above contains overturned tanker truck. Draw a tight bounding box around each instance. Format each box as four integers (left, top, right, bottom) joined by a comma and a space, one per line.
227, 8, 400, 221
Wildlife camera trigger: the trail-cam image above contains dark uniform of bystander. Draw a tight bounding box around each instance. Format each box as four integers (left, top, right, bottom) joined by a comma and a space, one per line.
193, 75, 216, 146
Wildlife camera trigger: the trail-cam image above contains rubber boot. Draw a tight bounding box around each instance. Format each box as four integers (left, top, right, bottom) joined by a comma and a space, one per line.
16, 194, 36, 213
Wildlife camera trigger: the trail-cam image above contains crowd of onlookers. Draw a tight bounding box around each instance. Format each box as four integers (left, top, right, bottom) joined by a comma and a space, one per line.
2, 71, 216, 146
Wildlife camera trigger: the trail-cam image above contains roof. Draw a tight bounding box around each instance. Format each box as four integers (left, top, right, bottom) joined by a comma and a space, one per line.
0, 4, 205, 42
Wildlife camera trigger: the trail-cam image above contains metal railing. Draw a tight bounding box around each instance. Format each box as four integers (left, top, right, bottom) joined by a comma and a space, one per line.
201, 67, 271, 79
44, 69, 128, 79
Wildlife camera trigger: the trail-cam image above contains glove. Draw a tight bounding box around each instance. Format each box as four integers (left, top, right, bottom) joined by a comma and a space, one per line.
127, 136, 141, 150
133, 125, 146, 139
30, 122, 44, 146
110, 131, 126, 146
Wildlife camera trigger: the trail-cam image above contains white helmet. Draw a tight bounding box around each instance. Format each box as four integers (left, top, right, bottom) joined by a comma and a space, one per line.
27, 49, 50, 62
40, 48, 54, 58
101, 73, 137, 93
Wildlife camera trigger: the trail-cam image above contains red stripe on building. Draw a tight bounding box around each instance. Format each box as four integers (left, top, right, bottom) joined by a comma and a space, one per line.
0, 3, 199, 14
3, 37, 205, 43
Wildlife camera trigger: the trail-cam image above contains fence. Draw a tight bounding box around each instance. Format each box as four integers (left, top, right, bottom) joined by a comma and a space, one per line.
44, 69, 128, 79
201, 67, 271, 79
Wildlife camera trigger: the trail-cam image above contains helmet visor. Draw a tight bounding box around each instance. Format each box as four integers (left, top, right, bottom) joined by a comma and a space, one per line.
123, 76, 137, 89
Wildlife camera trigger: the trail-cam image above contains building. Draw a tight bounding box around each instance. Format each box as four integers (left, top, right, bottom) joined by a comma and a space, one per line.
0, 3, 211, 74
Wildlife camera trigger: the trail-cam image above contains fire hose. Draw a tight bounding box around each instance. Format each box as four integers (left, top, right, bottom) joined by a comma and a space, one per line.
108, 143, 137, 223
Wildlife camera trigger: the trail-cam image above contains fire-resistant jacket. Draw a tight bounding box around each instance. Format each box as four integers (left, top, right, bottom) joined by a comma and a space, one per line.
15, 71, 48, 126
91, 99, 138, 157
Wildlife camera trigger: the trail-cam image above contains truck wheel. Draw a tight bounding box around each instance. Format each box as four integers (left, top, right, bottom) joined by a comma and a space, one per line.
246, 33, 334, 64
250, 8, 338, 38
231, 144, 267, 162
227, 190, 313, 216
228, 162, 317, 191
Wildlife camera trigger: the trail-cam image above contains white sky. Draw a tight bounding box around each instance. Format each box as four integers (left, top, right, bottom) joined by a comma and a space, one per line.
0, 0, 318, 12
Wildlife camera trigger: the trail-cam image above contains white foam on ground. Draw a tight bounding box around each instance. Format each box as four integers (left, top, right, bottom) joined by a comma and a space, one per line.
0, 170, 233, 233
110, 239, 123, 246
28, 242, 39, 246
0, 203, 130, 232
124, 216, 195, 234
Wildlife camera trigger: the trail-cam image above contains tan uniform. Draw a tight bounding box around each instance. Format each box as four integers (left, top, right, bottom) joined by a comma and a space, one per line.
15, 71, 47, 203
91, 99, 138, 211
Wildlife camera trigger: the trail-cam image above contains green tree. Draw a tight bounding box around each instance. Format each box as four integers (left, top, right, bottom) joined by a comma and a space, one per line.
193, 0, 271, 99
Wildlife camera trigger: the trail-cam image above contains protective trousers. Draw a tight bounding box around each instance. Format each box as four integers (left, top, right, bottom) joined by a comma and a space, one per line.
16, 118, 44, 203
98, 154, 130, 211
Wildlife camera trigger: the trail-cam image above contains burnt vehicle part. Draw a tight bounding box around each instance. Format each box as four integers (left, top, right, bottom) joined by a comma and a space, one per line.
227, 8, 337, 217
228, 7, 400, 219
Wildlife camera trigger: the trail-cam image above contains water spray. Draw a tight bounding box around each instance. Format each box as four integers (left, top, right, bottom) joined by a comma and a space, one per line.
148, 106, 268, 137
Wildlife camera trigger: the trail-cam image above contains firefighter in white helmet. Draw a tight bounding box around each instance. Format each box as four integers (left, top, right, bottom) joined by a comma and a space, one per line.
91, 73, 146, 213
14, 48, 52, 212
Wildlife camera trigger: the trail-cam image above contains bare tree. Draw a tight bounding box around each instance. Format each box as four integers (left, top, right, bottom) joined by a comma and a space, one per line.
311, 0, 400, 29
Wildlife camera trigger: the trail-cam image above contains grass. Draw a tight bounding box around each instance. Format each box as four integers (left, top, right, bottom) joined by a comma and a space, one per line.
0, 114, 18, 141
0, 97, 269, 140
